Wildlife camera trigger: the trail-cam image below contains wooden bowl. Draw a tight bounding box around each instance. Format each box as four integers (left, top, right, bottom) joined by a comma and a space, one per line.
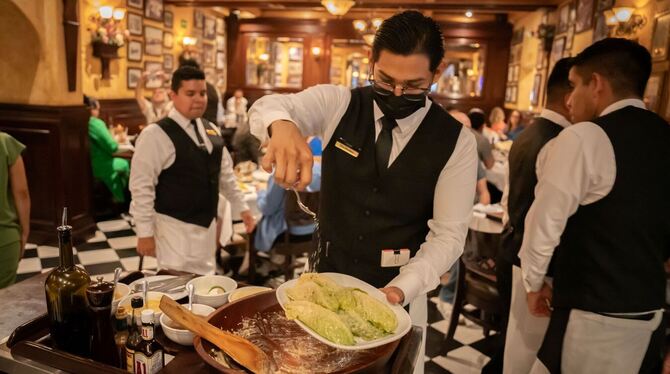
193, 290, 401, 373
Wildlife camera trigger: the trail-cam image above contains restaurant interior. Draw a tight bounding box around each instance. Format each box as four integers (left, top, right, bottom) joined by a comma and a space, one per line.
1, 0, 670, 373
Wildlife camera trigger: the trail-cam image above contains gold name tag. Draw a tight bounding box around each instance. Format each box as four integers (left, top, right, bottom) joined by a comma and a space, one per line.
335, 140, 359, 158
380, 249, 410, 267
206, 129, 218, 136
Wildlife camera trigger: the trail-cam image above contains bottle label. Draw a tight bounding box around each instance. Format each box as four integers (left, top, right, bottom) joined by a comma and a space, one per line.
141, 325, 154, 340
125, 348, 135, 373
134, 350, 164, 374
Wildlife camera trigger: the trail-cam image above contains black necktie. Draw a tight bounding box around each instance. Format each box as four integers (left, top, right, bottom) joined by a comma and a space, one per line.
376, 116, 397, 175
190, 119, 207, 151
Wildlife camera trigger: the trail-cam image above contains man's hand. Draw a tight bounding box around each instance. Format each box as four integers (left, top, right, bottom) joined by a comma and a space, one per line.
380, 287, 405, 305
137, 236, 156, 257
261, 120, 313, 190
527, 282, 553, 317
240, 210, 256, 233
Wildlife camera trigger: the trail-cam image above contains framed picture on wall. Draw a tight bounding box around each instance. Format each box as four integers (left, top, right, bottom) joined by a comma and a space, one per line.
216, 18, 225, 34
576, 0, 595, 33
505, 86, 511, 103
194, 9, 204, 29
550, 37, 566, 67
531, 74, 543, 106
144, 0, 163, 21
565, 25, 575, 50
204, 17, 216, 40
558, 2, 571, 34
216, 35, 225, 51
593, 13, 610, 42
651, 13, 670, 61
128, 0, 143, 9
216, 52, 225, 69
163, 32, 173, 48
644, 72, 665, 113
204, 67, 216, 85
164, 10, 173, 28
127, 67, 142, 89
144, 26, 163, 56
510, 85, 518, 103
163, 54, 174, 71
507, 66, 514, 82
596, 0, 615, 12
127, 13, 143, 36
203, 44, 215, 66
127, 40, 143, 61
144, 61, 164, 88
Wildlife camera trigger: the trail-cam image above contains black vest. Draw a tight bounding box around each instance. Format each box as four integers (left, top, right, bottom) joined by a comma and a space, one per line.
154, 117, 223, 228
203, 82, 219, 125
316, 86, 462, 288
552, 106, 670, 313
500, 116, 564, 266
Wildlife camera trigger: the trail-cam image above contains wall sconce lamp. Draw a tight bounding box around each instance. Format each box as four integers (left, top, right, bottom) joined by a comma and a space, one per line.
604, 7, 647, 37
98, 6, 125, 20
91, 6, 127, 79
311, 46, 322, 59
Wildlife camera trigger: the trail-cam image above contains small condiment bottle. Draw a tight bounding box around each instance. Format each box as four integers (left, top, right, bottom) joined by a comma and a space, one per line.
125, 296, 143, 372
114, 306, 129, 369
133, 309, 164, 374
86, 276, 119, 367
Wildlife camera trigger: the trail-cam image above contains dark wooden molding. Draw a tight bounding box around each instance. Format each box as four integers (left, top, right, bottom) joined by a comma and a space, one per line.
0, 103, 95, 245
62, 0, 79, 92
98, 98, 146, 134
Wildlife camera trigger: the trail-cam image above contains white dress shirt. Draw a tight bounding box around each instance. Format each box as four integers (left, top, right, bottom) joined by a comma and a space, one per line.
130, 107, 249, 238
249, 84, 478, 304
519, 99, 645, 293
501, 109, 572, 226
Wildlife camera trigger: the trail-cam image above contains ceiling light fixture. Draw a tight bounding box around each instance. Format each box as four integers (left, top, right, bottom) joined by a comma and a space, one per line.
352, 17, 383, 46
465, 10, 473, 18
321, 0, 355, 16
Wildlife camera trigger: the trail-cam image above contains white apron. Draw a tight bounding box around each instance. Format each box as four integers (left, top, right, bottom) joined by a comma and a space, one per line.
154, 213, 217, 275
503, 265, 551, 374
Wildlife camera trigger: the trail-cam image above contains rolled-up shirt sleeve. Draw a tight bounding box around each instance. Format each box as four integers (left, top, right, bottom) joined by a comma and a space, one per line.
129, 125, 171, 238
248, 84, 351, 144
219, 147, 249, 216
387, 128, 478, 305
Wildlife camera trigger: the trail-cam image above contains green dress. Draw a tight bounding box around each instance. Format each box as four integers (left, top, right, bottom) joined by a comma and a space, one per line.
0, 132, 25, 287
88, 116, 130, 202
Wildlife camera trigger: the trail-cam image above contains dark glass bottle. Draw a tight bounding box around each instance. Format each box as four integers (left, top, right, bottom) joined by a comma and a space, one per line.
114, 307, 129, 369
44, 208, 91, 357
125, 296, 143, 373
133, 309, 164, 374
86, 276, 120, 367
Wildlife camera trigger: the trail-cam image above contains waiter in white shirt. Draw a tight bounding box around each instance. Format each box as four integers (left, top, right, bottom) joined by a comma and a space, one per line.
130, 66, 255, 275
249, 11, 477, 373
520, 38, 670, 373
495, 57, 574, 374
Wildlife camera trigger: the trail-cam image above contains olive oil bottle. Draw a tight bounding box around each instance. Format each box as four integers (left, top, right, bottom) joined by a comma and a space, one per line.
44, 208, 91, 356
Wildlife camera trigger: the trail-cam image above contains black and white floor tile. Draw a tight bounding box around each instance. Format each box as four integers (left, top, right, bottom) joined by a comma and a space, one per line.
16, 216, 499, 373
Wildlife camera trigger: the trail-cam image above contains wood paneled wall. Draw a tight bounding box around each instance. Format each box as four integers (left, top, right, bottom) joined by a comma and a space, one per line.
225, 16, 512, 113
0, 104, 95, 245
99, 99, 146, 135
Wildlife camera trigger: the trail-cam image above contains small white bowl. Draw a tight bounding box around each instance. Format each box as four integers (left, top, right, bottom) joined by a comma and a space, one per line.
112, 283, 131, 313
228, 286, 273, 303
117, 291, 173, 321
159, 303, 215, 346
186, 275, 238, 308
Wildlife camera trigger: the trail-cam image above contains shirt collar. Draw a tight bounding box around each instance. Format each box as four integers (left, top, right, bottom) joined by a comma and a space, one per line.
373, 96, 432, 133
539, 109, 571, 128
600, 98, 646, 116
168, 108, 194, 129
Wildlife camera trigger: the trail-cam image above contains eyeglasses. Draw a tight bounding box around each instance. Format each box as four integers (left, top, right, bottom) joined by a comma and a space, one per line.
368, 68, 432, 102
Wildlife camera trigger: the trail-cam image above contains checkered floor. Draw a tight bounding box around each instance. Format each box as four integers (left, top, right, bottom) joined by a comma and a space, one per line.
15, 216, 499, 373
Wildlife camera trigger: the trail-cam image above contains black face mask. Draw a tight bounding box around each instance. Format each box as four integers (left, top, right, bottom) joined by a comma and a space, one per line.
373, 91, 425, 120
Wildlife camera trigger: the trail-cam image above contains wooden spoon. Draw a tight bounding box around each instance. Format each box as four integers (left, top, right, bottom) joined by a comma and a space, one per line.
159, 296, 275, 373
